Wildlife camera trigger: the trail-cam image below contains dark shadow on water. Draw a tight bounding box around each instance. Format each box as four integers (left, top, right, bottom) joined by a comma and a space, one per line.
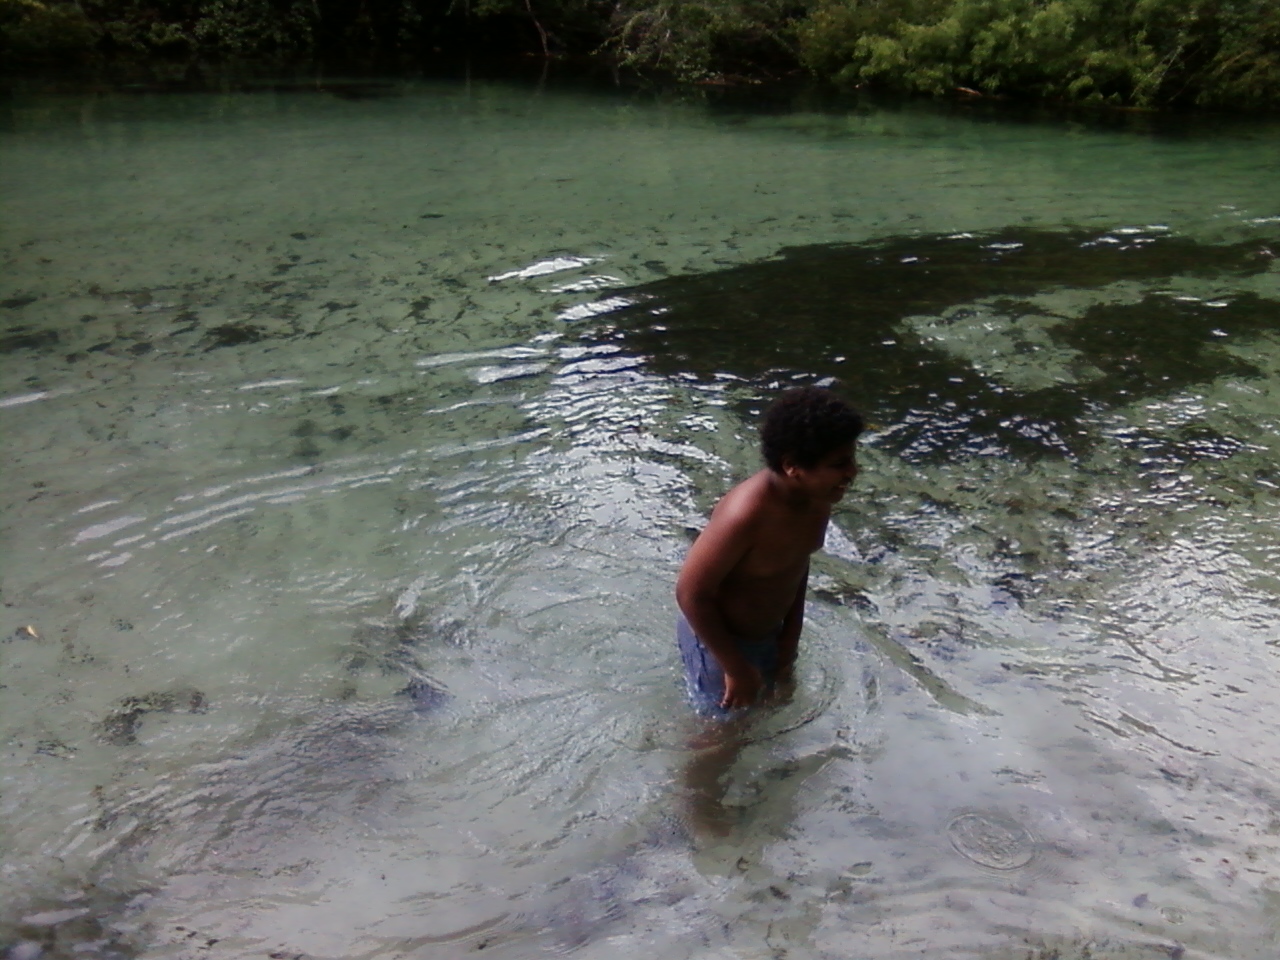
584, 228, 1277, 461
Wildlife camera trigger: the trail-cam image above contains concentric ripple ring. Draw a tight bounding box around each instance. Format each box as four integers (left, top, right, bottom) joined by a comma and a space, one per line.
946, 812, 1036, 870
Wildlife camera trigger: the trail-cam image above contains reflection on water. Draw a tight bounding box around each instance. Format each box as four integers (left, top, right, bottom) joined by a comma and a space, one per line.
2, 75, 1280, 960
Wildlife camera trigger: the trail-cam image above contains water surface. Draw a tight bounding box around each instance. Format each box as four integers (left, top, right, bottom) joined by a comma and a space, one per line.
3, 75, 1280, 960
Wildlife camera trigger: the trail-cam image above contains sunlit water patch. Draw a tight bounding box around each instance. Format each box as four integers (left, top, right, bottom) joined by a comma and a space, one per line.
2, 76, 1280, 960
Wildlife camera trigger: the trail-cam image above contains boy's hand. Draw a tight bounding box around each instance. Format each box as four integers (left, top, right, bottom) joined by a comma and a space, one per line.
721, 664, 765, 709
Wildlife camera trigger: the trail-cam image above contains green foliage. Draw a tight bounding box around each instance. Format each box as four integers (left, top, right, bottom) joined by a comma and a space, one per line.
189, 0, 314, 55
0, 0, 612, 62
796, 0, 938, 74
3, 0, 1275, 110
796, 0, 1280, 108
0, 0, 98, 61
1190, 0, 1280, 109
603, 0, 808, 79
77, 0, 317, 56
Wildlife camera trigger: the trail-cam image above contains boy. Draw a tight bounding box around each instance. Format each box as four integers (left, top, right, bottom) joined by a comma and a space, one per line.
676, 386, 864, 716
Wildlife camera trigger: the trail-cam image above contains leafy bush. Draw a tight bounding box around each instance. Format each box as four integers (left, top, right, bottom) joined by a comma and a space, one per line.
0, 0, 98, 61
796, 0, 1280, 108
189, 0, 314, 56
77, 0, 316, 56
604, 0, 807, 79
1189, 0, 1280, 109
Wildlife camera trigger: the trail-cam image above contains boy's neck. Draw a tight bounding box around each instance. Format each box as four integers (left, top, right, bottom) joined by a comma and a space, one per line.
764, 468, 825, 512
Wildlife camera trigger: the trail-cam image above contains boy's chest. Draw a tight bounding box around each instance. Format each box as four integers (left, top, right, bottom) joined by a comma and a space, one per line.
739, 513, 828, 576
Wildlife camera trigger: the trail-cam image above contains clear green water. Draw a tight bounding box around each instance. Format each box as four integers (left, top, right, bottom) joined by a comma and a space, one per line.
2, 76, 1280, 960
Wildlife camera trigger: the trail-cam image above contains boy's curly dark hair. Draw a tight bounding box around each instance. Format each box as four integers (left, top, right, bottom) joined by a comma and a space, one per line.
760, 386, 864, 472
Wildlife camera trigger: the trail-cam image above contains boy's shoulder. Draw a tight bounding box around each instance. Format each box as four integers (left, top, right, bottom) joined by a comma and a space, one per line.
713, 470, 780, 522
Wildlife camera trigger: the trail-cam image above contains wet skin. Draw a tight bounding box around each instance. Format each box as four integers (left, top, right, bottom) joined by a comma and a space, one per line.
677, 442, 857, 710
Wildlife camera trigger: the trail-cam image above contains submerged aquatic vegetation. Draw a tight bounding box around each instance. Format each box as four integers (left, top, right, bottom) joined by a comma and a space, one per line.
97, 688, 208, 746
588, 228, 1277, 461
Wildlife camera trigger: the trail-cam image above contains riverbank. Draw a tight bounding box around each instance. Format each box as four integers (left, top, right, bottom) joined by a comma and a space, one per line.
3, 0, 1278, 114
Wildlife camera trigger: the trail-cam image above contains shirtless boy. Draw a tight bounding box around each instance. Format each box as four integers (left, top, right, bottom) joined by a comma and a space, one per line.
676, 387, 864, 715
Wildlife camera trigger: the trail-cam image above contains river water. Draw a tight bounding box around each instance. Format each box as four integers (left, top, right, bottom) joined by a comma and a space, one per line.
2, 73, 1279, 960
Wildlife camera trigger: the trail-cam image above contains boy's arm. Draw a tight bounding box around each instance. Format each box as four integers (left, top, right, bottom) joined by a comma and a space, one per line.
676, 497, 765, 709
774, 562, 808, 682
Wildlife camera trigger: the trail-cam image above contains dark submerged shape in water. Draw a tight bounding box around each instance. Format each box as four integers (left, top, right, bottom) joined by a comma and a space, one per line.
590, 228, 1276, 461
97, 688, 208, 746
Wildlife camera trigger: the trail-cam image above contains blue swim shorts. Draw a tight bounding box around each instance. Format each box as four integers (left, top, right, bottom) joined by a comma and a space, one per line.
676, 612, 780, 718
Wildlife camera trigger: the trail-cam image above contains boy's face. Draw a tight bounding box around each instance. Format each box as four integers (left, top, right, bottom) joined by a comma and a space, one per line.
787, 443, 858, 504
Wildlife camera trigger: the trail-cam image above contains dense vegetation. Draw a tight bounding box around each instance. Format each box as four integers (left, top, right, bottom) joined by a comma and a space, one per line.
3, 0, 1278, 111
799, 0, 1280, 110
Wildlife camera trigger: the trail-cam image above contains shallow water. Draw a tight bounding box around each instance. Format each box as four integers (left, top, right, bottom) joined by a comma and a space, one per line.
2, 73, 1280, 960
